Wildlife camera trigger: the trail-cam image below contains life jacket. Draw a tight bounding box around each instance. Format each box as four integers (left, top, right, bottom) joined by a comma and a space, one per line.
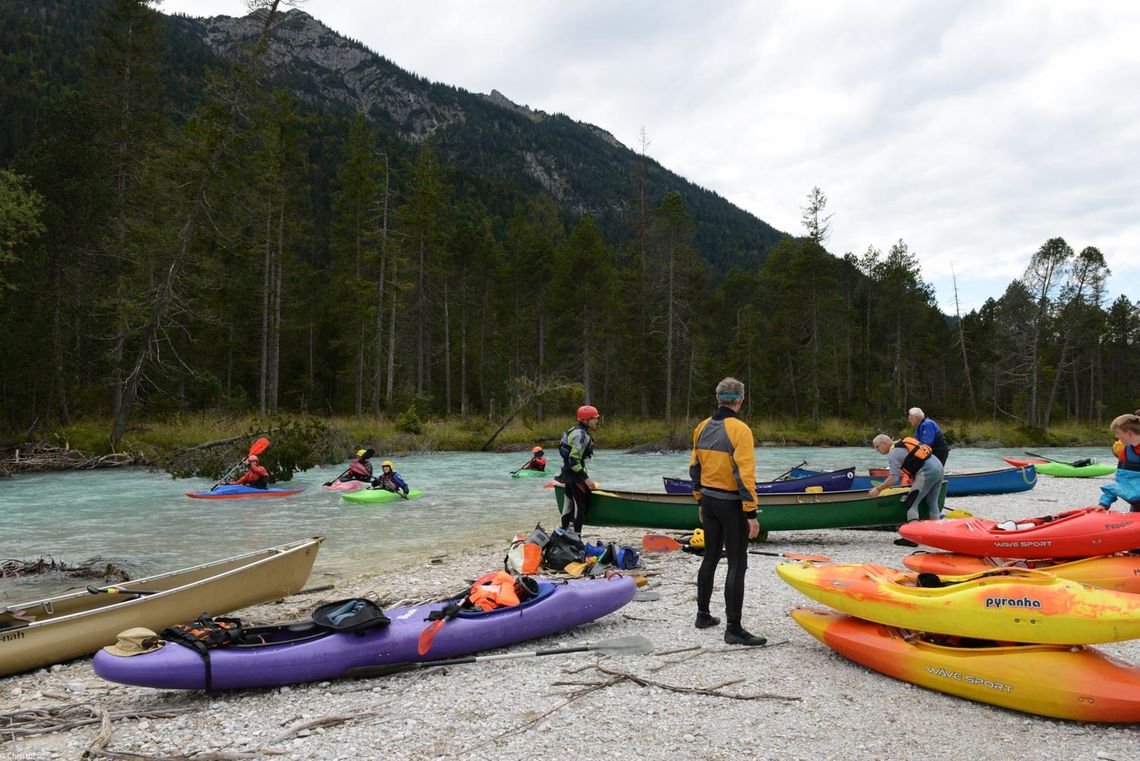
895, 437, 933, 479
1117, 442, 1140, 473
347, 460, 373, 479
467, 571, 520, 611
558, 424, 594, 483
524, 455, 546, 471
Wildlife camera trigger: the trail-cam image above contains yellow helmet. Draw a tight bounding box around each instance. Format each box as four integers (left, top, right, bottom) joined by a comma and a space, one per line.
689, 528, 705, 549
356, 449, 367, 457
382, 460, 395, 469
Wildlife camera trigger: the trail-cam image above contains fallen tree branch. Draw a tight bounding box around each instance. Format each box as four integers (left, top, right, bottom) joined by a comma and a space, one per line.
0, 704, 193, 742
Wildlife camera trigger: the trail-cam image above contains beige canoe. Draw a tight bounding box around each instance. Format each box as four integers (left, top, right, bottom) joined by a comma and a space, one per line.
0, 536, 322, 677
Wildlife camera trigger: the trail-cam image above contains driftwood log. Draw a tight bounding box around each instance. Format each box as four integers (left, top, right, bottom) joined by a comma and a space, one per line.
1, 444, 143, 475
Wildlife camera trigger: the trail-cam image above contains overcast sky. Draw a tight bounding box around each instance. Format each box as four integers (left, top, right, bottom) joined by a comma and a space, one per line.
160, 0, 1140, 314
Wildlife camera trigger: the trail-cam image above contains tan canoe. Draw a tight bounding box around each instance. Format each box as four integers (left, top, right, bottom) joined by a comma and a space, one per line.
0, 536, 322, 677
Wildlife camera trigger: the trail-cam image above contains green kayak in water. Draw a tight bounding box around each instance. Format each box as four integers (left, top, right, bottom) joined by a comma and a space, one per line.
511, 469, 549, 479
341, 488, 424, 504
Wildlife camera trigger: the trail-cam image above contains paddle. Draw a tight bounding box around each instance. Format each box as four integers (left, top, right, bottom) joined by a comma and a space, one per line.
1024, 451, 1093, 468
87, 585, 159, 597
347, 635, 654, 679
212, 437, 270, 490
510, 457, 536, 476
323, 467, 351, 487
772, 459, 809, 482
640, 533, 831, 562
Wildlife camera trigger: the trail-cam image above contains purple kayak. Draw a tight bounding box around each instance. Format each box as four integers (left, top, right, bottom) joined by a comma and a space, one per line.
663, 467, 856, 495
93, 575, 636, 690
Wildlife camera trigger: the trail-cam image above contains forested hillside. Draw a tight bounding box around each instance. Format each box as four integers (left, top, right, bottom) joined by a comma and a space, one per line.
0, 0, 1135, 446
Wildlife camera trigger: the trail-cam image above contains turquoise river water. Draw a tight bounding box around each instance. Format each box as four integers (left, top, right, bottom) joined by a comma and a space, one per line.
0, 445, 1106, 603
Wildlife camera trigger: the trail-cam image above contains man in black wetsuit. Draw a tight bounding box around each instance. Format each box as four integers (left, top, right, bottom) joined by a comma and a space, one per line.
689, 377, 766, 647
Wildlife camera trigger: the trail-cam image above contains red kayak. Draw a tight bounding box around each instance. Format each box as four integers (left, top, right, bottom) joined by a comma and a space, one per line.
898, 507, 1140, 559
1001, 457, 1047, 467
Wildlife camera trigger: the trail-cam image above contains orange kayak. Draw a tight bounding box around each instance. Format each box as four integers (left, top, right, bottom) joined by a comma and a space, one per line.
903, 552, 1140, 595
775, 561, 1140, 644
790, 607, 1140, 722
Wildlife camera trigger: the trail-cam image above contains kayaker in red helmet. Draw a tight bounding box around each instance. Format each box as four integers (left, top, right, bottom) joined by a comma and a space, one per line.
517, 446, 547, 473
231, 454, 269, 490
558, 405, 600, 533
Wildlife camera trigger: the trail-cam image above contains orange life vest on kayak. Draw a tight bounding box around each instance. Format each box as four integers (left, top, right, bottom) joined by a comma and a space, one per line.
467, 571, 521, 611
895, 437, 933, 479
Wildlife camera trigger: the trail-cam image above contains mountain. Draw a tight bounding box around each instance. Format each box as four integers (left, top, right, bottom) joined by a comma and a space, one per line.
167, 8, 787, 276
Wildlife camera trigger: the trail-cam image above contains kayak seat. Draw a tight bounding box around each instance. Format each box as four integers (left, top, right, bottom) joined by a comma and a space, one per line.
916, 573, 945, 588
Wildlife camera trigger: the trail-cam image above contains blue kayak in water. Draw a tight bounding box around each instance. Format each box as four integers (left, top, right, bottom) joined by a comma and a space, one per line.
186, 484, 305, 500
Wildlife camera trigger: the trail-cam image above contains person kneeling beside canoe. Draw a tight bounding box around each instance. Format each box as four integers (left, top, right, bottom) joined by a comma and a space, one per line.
371, 460, 410, 496
230, 454, 269, 490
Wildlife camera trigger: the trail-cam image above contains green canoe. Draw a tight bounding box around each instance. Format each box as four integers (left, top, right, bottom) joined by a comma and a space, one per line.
341, 487, 424, 504
553, 484, 946, 533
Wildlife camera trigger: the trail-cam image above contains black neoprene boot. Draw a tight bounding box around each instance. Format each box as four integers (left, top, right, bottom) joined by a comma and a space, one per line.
695, 612, 720, 629
724, 624, 766, 646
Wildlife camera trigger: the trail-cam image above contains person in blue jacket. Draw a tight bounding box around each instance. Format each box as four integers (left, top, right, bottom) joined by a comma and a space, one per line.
371, 460, 410, 496
908, 407, 949, 465
1100, 413, 1140, 512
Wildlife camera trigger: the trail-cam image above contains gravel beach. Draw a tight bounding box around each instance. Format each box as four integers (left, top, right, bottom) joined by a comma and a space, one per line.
2, 474, 1137, 760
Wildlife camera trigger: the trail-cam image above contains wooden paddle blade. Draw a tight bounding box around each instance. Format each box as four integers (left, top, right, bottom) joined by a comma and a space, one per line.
417, 619, 445, 656
249, 437, 270, 456
641, 533, 684, 553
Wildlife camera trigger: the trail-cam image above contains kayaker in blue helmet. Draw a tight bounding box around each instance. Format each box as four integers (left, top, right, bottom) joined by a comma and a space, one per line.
908, 407, 950, 465
371, 460, 410, 496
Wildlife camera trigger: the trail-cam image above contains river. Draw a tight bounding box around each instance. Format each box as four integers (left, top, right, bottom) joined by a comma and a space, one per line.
0, 445, 1106, 602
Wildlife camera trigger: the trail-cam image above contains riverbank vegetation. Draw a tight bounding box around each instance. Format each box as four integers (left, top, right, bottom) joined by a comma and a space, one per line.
1, 413, 1112, 474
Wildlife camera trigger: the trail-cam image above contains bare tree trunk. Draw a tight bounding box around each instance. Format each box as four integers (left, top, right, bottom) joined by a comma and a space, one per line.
582, 316, 591, 402
50, 252, 70, 425
385, 256, 398, 403
952, 269, 977, 415
259, 205, 271, 416
460, 283, 467, 416
443, 283, 451, 414
370, 153, 389, 418
664, 245, 675, 422
269, 199, 283, 414
416, 238, 425, 395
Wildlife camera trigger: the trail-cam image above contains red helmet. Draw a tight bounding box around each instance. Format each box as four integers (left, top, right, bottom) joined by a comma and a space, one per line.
577, 405, 600, 422
532, 446, 543, 453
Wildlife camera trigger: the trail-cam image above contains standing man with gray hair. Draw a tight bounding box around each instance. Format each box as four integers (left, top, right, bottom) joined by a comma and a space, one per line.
689, 377, 766, 646
908, 407, 949, 465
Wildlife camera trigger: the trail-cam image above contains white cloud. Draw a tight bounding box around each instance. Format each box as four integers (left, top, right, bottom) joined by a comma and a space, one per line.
162, 0, 1140, 312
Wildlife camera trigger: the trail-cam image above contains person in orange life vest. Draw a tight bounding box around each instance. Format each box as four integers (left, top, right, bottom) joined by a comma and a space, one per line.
869, 433, 943, 547
341, 448, 375, 482
1100, 414, 1140, 511
231, 454, 269, 490
371, 460, 409, 495
520, 446, 546, 472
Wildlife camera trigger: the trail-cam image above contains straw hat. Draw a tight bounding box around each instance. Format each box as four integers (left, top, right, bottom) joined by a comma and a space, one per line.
103, 627, 164, 657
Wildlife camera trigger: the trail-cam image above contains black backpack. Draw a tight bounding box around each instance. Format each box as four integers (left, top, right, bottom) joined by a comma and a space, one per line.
542, 528, 587, 571
311, 598, 391, 634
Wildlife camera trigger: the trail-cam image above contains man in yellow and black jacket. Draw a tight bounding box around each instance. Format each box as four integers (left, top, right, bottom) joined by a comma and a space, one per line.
689, 377, 766, 647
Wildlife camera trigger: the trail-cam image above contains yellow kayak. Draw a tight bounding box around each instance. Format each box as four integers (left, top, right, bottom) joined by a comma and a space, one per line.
775, 562, 1140, 644
790, 607, 1140, 722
